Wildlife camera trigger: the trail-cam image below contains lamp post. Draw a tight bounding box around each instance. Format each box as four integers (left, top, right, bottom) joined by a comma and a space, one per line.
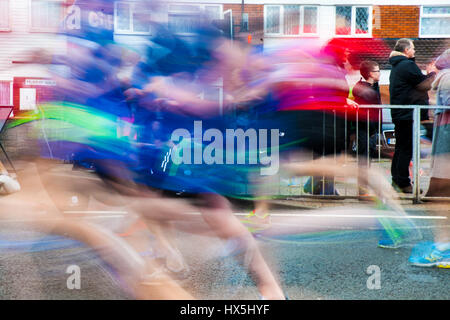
241, 0, 245, 32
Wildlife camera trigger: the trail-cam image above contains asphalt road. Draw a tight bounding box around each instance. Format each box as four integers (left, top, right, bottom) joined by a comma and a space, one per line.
0, 207, 448, 300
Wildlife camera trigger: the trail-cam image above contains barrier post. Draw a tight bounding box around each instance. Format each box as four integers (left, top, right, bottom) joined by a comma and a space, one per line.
412, 106, 421, 204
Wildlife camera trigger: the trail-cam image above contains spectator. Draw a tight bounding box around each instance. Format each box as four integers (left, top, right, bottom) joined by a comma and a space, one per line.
352, 60, 382, 196
425, 49, 450, 198
388, 38, 436, 193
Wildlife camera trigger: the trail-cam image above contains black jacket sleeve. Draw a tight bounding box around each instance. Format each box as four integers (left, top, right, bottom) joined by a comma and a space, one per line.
403, 60, 436, 91
403, 60, 428, 86
353, 81, 381, 105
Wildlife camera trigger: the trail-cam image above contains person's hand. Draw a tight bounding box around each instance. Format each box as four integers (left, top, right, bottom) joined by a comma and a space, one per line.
426, 61, 438, 75
346, 98, 359, 110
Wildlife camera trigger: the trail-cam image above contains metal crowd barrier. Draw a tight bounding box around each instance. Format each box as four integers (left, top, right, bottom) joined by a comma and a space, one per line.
274, 105, 450, 204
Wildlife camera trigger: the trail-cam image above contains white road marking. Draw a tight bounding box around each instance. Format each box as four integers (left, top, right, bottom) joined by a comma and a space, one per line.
0, 215, 127, 223
184, 212, 448, 220
234, 213, 448, 219
64, 211, 127, 214
2, 211, 446, 223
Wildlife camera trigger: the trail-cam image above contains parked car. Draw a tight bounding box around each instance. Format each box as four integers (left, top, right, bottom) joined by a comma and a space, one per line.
350, 109, 430, 159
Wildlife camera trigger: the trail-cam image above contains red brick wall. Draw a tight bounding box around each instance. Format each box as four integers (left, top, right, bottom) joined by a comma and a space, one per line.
373, 6, 420, 39
223, 4, 264, 44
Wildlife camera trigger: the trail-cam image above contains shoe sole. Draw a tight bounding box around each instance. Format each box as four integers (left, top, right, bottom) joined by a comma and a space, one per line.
378, 235, 423, 250
378, 239, 423, 249
378, 243, 403, 249
246, 225, 271, 234
410, 261, 450, 268
437, 262, 450, 269
410, 262, 439, 267
241, 219, 271, 233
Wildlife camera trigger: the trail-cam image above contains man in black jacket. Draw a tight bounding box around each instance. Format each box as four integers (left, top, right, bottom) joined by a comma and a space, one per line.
388, 38, 436, 193
353, 60, 382, 195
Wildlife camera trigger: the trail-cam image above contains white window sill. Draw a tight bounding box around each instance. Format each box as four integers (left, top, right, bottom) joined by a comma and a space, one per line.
29, 28, 60, 33
334, 34, 373, 38
419, 34, 450, 38
264, 34, 320, 38
114, 30, 151, 35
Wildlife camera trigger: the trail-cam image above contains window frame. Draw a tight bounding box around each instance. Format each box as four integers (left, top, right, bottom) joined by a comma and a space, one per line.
114, 1, 152, 35
334, 5, 372, 38
264, 4, 319, 38
0, 0, 10, 32
167, 3, 223, 36
419, 5, 450, 38
29, 0, 65, 33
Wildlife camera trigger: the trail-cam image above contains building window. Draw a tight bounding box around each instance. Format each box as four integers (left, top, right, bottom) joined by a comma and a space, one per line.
242, 13, 249, 32
30, 0, 64, 32
264, 5, 318, 36
420, 6, 450, 37
335, 6, 371, 37
114, 1, 151, 34
0, 0, 10, 31
168, 4, 222, 35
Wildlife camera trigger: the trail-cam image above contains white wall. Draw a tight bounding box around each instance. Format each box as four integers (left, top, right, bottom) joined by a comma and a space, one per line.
318, 5, 336, 40
0, 0, 67, 79
379, 70, 390, 86
263, 5, 340, 50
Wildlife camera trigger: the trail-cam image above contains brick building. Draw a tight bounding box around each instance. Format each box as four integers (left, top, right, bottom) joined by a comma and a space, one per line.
214, 0, 449, 100
217, 1, 448, 67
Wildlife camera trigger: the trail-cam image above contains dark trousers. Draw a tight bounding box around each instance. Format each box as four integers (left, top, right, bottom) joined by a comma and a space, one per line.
356, 123, 377, 193
391, 120, 413, 188
356, 122, 378, 162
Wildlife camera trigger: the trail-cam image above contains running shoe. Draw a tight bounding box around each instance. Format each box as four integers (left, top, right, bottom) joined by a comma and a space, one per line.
377, 223, 422, 249
409, 242, 450, 268
378, 238, 404, 249
378, 229, 404, 249
240, 210, 271, 233
378, 234, 422, 249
